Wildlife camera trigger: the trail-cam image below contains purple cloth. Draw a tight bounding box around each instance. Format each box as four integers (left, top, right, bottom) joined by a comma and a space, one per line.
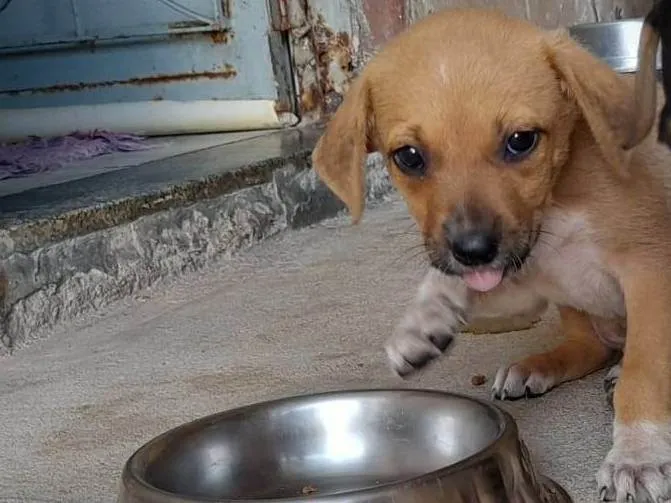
0, 130, 152, 181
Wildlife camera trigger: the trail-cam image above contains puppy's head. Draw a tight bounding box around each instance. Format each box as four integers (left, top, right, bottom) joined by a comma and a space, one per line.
313, 8, 634, 291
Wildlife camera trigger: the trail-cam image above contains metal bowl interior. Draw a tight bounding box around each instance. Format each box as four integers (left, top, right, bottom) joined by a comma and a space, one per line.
568, 18, 661, 73
123, 389, 508, 501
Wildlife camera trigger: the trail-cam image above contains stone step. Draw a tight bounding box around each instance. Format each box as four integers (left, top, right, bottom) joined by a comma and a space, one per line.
0, 126, 392, 353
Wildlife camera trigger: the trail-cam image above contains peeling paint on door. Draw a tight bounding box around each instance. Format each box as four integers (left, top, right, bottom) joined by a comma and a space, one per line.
278, 0, 358, 120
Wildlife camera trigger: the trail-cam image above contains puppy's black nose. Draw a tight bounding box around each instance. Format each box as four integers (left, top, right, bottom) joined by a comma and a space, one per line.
451, 231, 499, 266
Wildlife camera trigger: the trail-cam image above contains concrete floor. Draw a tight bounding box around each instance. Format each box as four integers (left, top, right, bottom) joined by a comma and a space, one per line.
0, 197, 612, 503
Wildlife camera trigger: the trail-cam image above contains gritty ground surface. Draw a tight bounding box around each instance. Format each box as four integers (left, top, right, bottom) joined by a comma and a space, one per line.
0, 197, 612, 503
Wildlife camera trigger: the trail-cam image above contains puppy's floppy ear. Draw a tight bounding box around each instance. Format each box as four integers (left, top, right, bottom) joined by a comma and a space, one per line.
545, 31, 634, 177
312, 75, 375, 224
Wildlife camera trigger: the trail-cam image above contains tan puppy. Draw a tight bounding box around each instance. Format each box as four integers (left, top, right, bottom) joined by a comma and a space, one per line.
312, 8, 671, 503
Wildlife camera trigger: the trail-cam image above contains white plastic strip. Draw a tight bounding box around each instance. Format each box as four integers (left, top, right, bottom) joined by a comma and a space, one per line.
0, 99, 298, 141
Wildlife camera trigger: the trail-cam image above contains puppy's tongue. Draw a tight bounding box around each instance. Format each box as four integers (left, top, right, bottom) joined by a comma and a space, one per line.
462, 269, 504, 292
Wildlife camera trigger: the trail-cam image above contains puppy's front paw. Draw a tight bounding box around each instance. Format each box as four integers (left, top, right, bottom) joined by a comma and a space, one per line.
385, 270, 468, 377
597, 422, 671, 502
491, 361, 557, 400
385, 310, 458, 377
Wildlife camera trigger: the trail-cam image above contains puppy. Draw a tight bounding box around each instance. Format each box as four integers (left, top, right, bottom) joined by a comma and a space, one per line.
312, 8, 671, 502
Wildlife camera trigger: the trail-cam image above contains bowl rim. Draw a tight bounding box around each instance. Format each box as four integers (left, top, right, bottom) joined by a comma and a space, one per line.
566, 17, 663, 74
120, 388, 518, 503
567, 17, 644, 30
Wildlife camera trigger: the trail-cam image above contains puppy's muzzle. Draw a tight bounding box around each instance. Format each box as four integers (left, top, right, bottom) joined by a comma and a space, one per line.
432, 209, 532, 293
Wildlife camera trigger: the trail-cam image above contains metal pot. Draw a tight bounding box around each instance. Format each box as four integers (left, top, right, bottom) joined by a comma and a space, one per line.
568, 18, 662, 73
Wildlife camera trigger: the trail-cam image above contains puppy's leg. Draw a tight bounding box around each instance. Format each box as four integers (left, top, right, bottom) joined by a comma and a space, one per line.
597, 268, 671, 502
385, 268, 469, 376
385, 269, 544, 377
493, 306, 614, 400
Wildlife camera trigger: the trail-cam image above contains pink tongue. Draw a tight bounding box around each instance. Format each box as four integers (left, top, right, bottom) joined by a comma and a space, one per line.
462, 269, 504, 292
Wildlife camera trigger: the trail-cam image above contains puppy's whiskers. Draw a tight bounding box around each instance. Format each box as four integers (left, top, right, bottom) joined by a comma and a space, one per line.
389, 244, 430, 268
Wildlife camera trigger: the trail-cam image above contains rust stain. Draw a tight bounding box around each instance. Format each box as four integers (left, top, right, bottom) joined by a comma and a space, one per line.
274, 100, 293, 114
310, 14, 354, 114
168, 20, 210, 30
300, 83, 321, 114
165, 29, 231, 43
286, 2, 356, 118
6, 65, 237, 96
210, 30, 230, 44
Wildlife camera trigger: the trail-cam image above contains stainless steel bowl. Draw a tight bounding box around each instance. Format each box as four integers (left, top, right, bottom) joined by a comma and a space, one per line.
568, 18, 662, 73
118, 389, 571, 503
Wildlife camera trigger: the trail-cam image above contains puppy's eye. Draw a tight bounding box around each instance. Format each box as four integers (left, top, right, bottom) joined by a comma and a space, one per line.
392, 146, 426, 176
504, 130, 539, 161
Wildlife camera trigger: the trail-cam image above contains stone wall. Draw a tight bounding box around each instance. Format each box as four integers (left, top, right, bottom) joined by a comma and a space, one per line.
358, 0, 654, 55
406, 0, 654, 28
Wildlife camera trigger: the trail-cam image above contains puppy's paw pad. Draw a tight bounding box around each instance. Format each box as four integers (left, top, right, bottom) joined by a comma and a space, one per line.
491, 363, 556, 400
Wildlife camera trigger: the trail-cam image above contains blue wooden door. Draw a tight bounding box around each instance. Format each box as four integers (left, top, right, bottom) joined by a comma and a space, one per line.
0, 0, 296, 138
0, 0, 230, 49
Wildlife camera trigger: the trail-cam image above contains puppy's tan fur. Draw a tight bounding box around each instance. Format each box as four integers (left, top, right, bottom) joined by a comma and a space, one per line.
313, 8, 671, 502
